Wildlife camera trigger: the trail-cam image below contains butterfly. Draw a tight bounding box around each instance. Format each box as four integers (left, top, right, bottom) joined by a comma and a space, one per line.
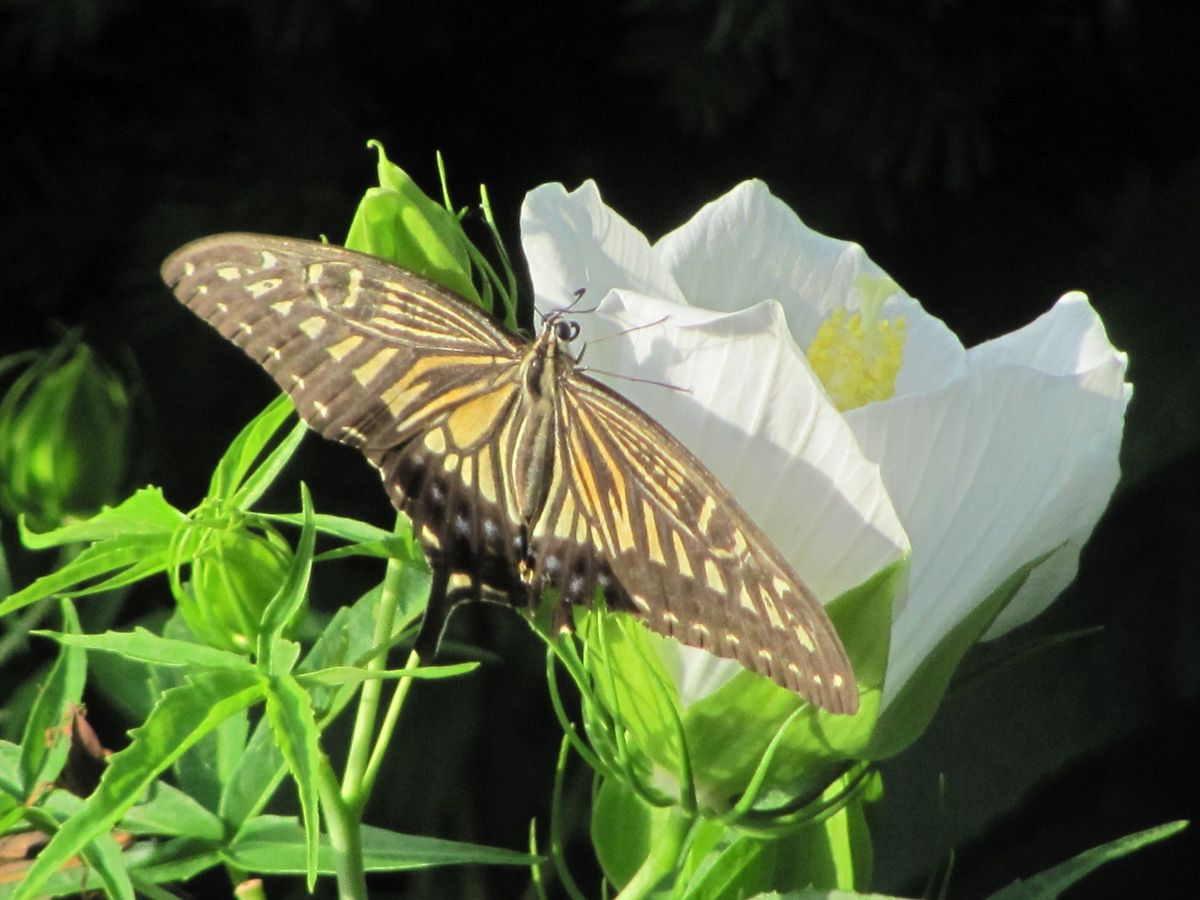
162, 234, 859, 714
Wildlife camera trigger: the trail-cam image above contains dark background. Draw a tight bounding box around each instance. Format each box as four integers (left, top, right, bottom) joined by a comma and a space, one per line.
2, 1, 1197, 897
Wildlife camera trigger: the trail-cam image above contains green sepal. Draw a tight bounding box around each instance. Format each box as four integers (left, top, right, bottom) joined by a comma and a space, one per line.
868, 550, 1051, 759
593, 776, 876, 896
578, 560, 901, 813
346, 141, 480, 305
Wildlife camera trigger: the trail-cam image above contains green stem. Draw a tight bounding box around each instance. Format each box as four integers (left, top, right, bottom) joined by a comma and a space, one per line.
319, 759, 367, 900
360, 647, 420, 799
341, 514, 407, 811
616, 807, 695, 899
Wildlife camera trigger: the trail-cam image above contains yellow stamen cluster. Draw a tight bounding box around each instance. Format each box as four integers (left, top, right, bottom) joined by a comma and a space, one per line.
806, 277, 907, 411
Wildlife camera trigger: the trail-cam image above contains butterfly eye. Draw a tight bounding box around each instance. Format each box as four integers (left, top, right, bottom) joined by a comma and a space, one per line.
556, 320, 581, 342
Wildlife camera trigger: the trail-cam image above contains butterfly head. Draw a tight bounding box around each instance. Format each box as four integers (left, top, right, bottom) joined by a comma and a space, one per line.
524, 311, 583, 399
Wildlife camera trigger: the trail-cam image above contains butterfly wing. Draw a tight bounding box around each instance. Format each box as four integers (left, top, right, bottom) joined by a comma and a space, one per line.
162, 233, 532, 601
533, 373, 859, 714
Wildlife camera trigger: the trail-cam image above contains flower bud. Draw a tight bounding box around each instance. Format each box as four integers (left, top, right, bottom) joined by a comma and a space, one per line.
180, 523, 294, 653
0, 339, 130, 529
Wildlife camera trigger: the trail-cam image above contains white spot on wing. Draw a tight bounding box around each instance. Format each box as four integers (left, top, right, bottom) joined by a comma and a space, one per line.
299, 316, 326, 339
246, 278, 282, 299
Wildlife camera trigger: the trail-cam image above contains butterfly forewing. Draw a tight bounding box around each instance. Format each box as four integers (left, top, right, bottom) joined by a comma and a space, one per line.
163, 233, 858, 715
163, 233, 532, 594
162, 234, 522, 447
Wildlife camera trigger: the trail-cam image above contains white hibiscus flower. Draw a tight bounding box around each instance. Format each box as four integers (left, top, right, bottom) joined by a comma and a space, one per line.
521, 179, 1129, 752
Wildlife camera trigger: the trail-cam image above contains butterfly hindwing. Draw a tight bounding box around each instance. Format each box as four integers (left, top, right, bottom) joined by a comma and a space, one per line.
540, 376, 858, 714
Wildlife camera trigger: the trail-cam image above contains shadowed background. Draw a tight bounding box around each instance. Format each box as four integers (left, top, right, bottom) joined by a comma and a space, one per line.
2, 1, 1197, 896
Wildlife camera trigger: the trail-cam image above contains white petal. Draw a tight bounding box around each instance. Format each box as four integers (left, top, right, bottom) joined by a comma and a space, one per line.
846, 350, 1129, 704
520, 181, 685, 317
654, 179, 966, 395
654, 180, 874, 322
968, 291, 1129, 383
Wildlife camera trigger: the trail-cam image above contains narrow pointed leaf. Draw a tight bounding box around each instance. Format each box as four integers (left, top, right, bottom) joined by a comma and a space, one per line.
988, 820, 1188, 899
36, 628, 255, 672
17, 488, 184, 550
0, 534, 172, 616
20, 600, 85, 794
262, 673, 322, 888
224, 815, 536, 873
207, 393, 297, 503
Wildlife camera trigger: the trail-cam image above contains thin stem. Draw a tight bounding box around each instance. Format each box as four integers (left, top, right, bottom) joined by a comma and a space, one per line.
549, 736, 587, 900
359, 647, 420, 799
319, 758, 367, 900
340, 514, 407, 811
615, 806, 695, 899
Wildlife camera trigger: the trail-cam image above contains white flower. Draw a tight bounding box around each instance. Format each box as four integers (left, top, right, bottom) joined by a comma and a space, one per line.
520, 179, 1129, 718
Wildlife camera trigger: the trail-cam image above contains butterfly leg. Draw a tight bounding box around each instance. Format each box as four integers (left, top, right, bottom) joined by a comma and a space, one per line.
414, 563, 486, 659
414, 563, 452, 659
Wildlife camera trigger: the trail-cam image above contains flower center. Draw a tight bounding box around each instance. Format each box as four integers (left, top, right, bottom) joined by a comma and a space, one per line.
806, 276, 906, 411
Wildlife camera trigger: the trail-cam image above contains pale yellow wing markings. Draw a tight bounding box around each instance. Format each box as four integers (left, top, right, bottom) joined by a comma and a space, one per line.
546, 376, 858, 715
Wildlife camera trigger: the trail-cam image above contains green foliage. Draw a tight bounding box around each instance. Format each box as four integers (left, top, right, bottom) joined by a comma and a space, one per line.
0, 396, 530, 898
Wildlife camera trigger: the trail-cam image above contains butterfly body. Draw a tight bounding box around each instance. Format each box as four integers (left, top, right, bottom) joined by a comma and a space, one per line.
163, 234, 859, 714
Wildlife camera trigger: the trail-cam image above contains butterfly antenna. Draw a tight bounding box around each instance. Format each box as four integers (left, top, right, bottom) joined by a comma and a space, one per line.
581, 368, 692, 394
575, 315, 671, 365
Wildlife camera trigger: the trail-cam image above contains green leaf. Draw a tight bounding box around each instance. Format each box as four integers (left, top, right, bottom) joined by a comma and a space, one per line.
262, 673, 322, 887
229, 418, 309, 513
987, 820, 1188, 899
122, 838, 224, 886
257, 484, 315, 664
17, 487, 184, 550
76, 829, 135, 900
224, 815, 536, 873
870, 552, 1048, 759
19, 599, 85, 794
36, 627, 255, 672
206, 394, 298, 504
0, 739, 22, 795
121, 781, 226, 841
295, 661, 478, 686
0, 533, 173, 617
263, 510, 408, 546
10, 669, 263, 900
218, 584, 400, 826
